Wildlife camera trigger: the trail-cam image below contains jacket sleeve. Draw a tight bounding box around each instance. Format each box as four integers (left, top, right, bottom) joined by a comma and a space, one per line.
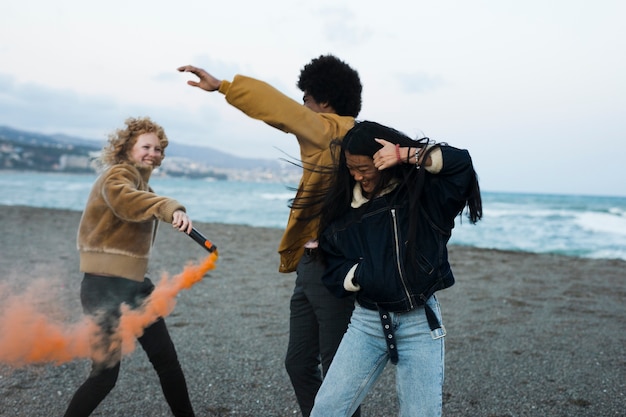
424, 146, 478, 228
319, 228, 359, 298
219, 75, 354, 156
101, 166, 184, 224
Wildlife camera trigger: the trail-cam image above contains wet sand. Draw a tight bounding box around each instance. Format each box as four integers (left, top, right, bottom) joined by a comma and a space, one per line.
1, 205, 624, 416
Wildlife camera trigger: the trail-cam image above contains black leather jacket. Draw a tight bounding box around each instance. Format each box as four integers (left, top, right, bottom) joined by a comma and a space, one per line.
319, 145, 477, 313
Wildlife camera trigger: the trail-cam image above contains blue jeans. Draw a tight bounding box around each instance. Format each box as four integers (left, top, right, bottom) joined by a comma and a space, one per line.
310, 296, 445, 417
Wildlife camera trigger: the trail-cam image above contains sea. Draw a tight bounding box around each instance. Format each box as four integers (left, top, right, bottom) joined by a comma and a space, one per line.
1, 171, 625, 262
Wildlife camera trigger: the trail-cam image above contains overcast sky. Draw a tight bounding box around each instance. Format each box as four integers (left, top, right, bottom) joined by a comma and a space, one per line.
1, 0, 624, 197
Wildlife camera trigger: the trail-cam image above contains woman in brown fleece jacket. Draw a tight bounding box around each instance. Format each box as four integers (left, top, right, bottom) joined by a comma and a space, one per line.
64, 117, 196, 417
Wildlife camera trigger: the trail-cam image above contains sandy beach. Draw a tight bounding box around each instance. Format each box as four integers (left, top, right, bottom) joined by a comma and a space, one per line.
0, 205, 624, 416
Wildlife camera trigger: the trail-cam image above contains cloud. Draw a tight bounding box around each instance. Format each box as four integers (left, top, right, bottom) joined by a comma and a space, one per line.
1, 0, 625, 196
0, 74, 120, 138
316, 6, 372, 46
0, 73, 209, 142
395, 71, 445, 94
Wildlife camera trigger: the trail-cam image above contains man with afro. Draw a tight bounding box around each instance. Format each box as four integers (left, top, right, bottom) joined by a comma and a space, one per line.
178, 55, 362, 416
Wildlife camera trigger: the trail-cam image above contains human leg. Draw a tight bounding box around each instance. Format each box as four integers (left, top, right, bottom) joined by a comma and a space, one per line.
139, 317, 195, 417
306, 258, 360, 416
308, 274, 355, 377
394, 296, 445, 417
63, 361, 121, 417
64, 275, 125, 417
310, 305, 388, 417
285, 255, 322, 416
133, 277, 194, 416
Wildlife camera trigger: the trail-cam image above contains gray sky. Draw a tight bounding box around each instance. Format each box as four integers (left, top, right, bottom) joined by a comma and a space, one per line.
1, 0, 625, 196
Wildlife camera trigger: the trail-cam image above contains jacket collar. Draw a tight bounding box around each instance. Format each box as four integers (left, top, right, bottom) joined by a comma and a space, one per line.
351, 179, 399, 208
132, 164, 153, 182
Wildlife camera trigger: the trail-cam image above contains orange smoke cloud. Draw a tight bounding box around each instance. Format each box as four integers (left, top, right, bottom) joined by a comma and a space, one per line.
0, 293, 96, 366
0, 252, 218, 368
117, 252, 218, 355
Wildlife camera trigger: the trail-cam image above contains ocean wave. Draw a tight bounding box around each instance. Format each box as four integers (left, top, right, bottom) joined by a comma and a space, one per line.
2, 172, 625, 261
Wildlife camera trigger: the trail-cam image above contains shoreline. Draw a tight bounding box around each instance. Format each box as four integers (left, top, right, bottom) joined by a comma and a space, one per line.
0, 203, 624, 262
1, 206, 625, 416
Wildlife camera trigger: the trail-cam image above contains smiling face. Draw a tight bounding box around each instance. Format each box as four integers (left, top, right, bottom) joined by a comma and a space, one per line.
129, 132, 163, 168
345, 151, 381, 196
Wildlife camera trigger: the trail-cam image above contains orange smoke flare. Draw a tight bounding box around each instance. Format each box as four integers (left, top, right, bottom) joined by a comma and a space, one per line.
0, 251, 218, 368
117, 251, 218, 355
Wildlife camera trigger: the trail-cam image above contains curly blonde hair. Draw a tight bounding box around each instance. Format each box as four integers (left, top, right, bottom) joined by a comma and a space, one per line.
97, 116, 169, 169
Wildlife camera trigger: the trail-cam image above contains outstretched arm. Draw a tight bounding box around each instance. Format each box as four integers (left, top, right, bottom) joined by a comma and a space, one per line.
177, 65, 353, 154
177, 65, 222, 92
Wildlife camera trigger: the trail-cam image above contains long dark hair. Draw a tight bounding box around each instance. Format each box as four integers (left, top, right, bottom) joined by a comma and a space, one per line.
289, 119, 483, 268
291, 121, 482, 249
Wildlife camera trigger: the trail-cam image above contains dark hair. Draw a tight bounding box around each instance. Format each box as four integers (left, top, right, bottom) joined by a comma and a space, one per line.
297, 54, 362, 117
316, 120, 482, 245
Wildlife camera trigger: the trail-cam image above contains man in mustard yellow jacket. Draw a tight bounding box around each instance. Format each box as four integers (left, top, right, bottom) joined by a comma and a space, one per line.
178, 55, 362, 416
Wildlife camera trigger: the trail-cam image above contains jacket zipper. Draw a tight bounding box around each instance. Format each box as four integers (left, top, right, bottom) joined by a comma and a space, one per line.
391, 209, 414, 310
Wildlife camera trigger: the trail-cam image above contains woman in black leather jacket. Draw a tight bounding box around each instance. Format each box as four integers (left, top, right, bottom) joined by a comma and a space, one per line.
309, 120, 482, 417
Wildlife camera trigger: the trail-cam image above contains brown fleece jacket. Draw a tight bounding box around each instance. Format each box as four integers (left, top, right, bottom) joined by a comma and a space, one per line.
77, 163, 185, 281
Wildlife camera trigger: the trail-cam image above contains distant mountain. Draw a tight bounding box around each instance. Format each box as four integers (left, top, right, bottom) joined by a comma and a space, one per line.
165, 141, 284, 170
0, 125, 294, 171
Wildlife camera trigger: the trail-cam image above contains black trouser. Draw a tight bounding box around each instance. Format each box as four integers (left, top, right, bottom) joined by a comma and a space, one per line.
63, 274, 194, 417
285, 252, 360, 417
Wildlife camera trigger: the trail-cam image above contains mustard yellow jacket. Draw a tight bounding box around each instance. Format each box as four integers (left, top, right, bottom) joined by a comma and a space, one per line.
219, 75, 355, 273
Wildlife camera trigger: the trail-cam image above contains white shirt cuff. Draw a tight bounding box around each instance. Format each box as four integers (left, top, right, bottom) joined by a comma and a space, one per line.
343, 264, 361, 292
